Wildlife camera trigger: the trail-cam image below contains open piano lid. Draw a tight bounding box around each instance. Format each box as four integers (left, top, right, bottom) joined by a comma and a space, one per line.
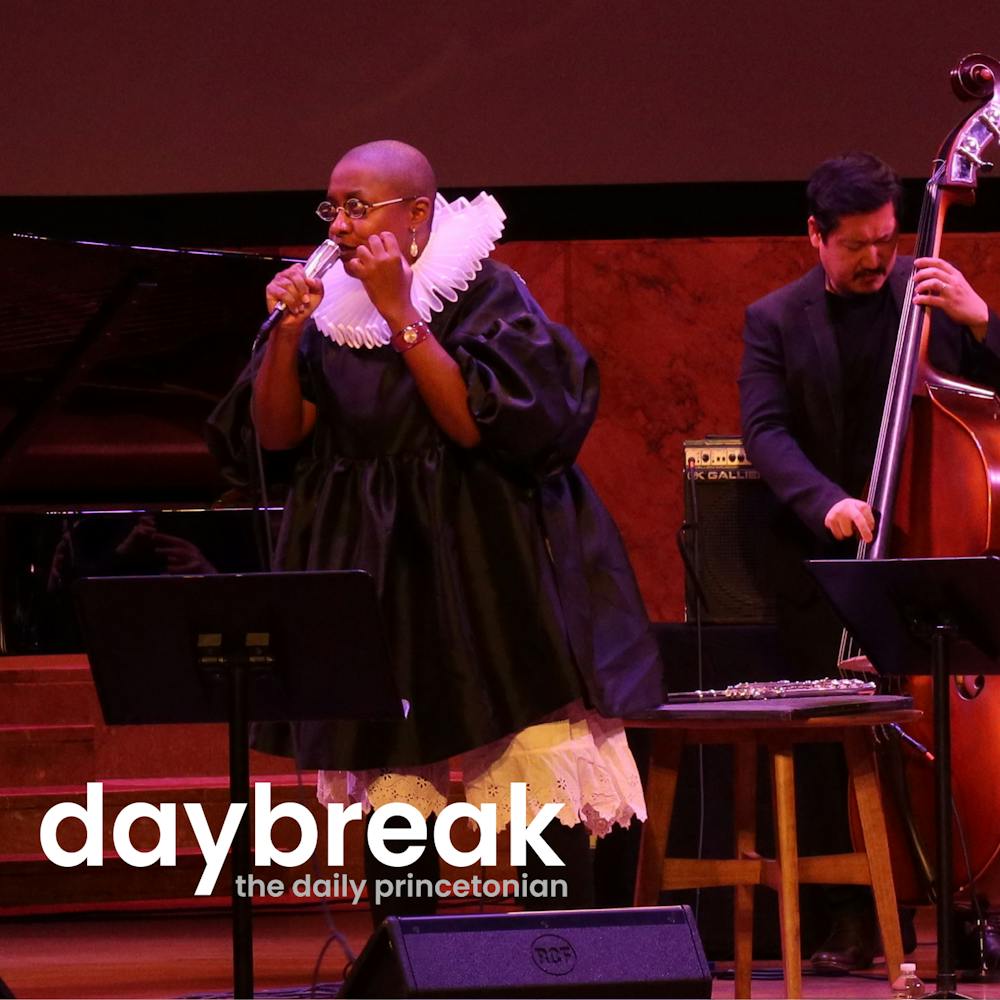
0, 233, 304, 654
0, 232, 291, 505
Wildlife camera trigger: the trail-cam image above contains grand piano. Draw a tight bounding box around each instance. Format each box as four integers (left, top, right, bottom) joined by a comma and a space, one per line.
0, 233, 296, 654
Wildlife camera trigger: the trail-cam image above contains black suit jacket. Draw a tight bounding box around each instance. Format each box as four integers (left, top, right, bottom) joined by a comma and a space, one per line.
738, 257, 1000, 541
738, 257, 1000, 670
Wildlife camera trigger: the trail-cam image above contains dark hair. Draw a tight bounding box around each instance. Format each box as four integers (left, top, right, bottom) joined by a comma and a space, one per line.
806, 152, 903, 238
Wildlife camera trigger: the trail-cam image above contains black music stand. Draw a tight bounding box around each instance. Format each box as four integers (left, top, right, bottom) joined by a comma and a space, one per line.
808, 556, 1000, 999
73, 570, 403, 1000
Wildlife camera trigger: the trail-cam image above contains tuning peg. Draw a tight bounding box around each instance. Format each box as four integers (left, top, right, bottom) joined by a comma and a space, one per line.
961, 143, 995, 171
980, 111, 1000, 142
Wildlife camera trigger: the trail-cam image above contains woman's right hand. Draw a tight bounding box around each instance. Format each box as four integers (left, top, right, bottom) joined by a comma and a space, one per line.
265, 264, 325, 329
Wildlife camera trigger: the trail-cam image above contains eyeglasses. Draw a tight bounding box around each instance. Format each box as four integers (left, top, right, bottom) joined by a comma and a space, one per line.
315, 195, 418, 222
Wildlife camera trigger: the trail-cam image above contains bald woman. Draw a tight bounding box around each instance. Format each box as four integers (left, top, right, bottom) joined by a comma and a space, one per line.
208, 140, 662, 922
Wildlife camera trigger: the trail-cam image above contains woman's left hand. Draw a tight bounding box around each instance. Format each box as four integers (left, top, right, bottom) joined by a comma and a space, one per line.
345, 232, 414, 330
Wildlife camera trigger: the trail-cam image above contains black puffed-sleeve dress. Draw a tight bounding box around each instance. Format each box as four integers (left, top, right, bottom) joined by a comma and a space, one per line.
206, 259, 662, 770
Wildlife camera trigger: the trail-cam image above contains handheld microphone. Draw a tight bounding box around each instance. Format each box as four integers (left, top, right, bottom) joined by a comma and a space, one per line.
254, 239, 341, 342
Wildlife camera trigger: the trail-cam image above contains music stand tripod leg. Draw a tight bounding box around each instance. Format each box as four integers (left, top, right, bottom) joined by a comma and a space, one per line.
229, 661, 255, 999
927, 624, 968, 1000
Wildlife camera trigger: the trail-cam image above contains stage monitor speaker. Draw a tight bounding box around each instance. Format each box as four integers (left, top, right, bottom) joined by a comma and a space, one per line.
340, 906, 711, 998
682, 436, 777, 624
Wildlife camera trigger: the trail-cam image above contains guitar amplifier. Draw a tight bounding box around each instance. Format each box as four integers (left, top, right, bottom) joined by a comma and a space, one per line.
681, 437, 777, 624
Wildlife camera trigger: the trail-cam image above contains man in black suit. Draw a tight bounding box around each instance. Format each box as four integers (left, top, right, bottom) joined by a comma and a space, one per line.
738, 151, 1000, 973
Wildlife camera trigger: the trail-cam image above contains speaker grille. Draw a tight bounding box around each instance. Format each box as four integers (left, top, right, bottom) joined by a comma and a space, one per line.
682, 438, 777, 624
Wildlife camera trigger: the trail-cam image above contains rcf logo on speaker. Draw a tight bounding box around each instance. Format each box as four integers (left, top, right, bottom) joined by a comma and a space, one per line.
530, 934, 578, 975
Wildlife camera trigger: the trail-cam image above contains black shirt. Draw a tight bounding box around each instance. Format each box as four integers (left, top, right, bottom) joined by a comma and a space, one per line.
826, 284, 897, 497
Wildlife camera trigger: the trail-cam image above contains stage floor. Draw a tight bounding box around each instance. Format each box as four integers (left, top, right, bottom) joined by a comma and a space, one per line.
3, 903, 1000, 998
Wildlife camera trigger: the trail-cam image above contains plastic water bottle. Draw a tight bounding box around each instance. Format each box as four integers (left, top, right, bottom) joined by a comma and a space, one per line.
891, 962, 926, 998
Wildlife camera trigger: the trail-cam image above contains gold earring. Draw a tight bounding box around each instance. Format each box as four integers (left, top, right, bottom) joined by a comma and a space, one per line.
409, 228, 419, 260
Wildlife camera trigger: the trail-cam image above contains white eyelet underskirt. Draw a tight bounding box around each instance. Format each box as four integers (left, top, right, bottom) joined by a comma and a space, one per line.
316, 700, 646, 838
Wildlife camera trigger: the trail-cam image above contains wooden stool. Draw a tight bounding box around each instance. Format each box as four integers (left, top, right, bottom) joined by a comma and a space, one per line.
630, 701, 919, 999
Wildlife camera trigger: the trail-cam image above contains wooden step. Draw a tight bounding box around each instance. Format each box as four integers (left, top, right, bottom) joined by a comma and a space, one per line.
0, 720, 306, 786
0, 723, 97, 785
0, 774, 323, 854
91, 724, 305, 780
0, 654, 318, 783
0, 656, 99, 725
0, 721, 226, 785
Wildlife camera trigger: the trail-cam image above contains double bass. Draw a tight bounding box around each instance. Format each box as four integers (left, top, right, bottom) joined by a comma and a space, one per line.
842, 53, 1000, 909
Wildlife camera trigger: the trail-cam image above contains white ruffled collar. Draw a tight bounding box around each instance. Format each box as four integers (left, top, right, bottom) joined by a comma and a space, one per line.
312, 191, 506, 348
